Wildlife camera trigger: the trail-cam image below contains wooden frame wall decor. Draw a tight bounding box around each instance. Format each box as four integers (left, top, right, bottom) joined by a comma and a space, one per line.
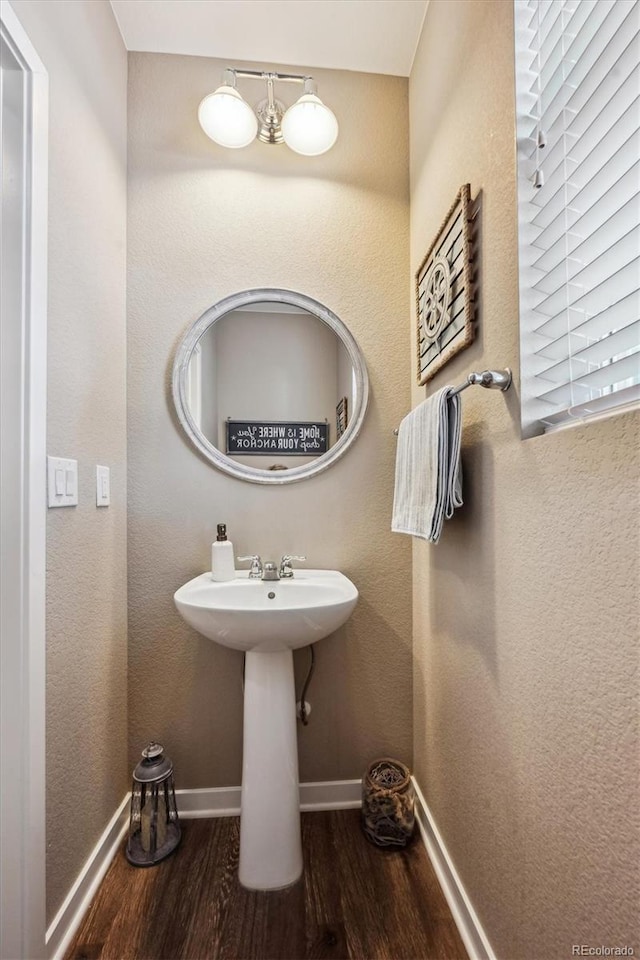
336, 397, 348, 439
415, 183, 474, 385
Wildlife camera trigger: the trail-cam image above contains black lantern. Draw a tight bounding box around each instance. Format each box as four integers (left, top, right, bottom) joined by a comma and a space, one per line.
126, 742, 181, 866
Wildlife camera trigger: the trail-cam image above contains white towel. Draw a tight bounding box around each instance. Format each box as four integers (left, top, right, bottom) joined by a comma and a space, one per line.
391, 387, 463, 543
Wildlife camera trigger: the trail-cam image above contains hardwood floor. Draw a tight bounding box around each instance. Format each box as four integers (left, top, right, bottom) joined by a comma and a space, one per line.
65, 811, 468, 960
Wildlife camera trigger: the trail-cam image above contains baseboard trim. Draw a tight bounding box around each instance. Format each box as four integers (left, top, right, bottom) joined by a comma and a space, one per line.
300, 778, 362, 811
411, 777, 496, 960
46, 793, 130, 960
175, 785, 241, 817
176, 778, 362, 818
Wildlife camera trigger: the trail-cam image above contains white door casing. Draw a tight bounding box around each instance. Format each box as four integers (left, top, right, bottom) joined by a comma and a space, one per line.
0, 3, 48, 958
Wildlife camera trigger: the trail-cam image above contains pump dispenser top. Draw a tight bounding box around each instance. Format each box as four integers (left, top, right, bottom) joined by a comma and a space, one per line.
211, 523, 235, 581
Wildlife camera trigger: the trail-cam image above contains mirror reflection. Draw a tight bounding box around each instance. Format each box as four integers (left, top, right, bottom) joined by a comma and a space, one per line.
185, 302, 356, 470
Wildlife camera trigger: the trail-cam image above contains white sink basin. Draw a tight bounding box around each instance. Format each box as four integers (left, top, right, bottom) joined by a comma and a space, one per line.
173, 569, 358, 652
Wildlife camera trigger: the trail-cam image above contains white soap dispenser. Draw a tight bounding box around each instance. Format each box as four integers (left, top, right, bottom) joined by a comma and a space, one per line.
211, 523, 235, 582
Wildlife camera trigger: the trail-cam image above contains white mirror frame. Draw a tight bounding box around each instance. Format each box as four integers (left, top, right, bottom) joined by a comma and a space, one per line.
172, 289, 369, 485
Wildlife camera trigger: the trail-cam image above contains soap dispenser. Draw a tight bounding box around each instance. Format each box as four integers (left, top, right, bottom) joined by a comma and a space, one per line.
211, 523, 235, 581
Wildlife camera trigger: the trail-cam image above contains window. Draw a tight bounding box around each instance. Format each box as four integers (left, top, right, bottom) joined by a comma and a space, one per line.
514, 0, 640, 434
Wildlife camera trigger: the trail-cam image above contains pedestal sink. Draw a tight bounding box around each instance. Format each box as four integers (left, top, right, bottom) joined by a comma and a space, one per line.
174, 569, 358, 890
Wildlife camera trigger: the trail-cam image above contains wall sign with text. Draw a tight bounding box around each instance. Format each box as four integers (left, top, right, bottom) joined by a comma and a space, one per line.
226, 420, 329, 456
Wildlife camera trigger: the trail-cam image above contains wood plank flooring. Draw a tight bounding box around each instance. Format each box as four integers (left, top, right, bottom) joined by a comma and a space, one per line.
65, 811, 468, 960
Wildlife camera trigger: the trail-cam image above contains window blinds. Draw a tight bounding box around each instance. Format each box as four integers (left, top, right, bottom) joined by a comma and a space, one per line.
514, 0, 640, 432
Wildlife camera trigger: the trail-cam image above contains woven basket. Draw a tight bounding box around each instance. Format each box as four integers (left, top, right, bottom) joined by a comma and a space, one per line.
361, 758, 415, 847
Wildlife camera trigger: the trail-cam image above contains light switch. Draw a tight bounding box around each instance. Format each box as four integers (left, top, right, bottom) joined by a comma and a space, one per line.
96, 465, 110, 507
65, 468, 75, 496
48, 457, 78, 508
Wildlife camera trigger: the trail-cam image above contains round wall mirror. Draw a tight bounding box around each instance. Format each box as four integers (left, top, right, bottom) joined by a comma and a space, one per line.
172, 289, 369, 484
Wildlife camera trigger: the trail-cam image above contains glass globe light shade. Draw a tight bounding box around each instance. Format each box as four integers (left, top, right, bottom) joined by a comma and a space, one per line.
281, 94, 339, 156
198, 86, 258, 149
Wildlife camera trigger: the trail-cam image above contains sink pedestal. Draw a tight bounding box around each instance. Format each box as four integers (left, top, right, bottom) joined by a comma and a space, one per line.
239, 649, 302, 890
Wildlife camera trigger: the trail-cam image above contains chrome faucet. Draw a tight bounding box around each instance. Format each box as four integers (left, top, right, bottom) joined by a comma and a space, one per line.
261, 561, 280, 581
237, 554, 306, 580
237, 555, 263, 579
279, 555, 307, 578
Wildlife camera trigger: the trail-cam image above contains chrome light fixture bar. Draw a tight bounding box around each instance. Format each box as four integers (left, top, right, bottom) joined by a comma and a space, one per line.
198, 68, 339, 156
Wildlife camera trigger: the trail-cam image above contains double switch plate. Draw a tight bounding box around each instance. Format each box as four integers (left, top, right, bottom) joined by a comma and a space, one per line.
47, 457, 110, 508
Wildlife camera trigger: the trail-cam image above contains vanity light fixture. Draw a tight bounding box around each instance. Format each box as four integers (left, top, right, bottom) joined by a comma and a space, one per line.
198, 68, 339, 156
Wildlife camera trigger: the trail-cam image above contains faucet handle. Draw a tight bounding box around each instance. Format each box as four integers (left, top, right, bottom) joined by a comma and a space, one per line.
237, 555, 263, 579
279, 555, 307, 578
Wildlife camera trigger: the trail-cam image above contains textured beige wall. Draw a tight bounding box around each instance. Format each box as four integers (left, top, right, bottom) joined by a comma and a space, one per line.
410, 2, 640, 957
127, 53, 412, 787
10, 0, 128, 924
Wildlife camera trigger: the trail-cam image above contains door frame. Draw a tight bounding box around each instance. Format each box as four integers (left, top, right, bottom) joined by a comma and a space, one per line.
0, 3, 48, 958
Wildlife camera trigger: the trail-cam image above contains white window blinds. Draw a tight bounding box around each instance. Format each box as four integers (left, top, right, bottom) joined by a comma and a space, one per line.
514, 0, 640, 433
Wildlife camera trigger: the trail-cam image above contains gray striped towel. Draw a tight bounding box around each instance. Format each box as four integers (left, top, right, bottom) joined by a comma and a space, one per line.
391, 387, 463, 543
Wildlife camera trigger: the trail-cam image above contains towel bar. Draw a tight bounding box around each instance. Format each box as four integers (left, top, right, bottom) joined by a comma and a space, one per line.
393, 368, 512, 434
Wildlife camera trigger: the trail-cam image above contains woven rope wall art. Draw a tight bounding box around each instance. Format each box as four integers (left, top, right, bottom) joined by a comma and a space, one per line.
415, 183, 475, 385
